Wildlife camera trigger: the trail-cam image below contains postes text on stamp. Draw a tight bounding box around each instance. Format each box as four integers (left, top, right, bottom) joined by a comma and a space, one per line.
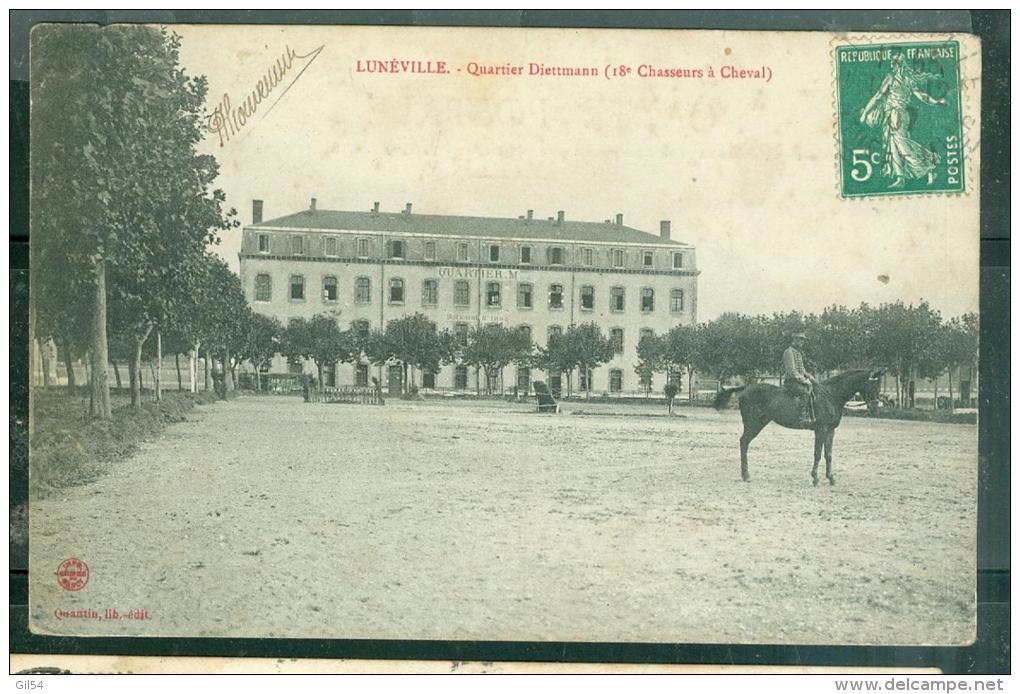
835, 41, 964, 198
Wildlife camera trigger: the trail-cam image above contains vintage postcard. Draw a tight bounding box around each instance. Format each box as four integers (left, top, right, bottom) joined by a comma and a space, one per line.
27, 24, 980, 647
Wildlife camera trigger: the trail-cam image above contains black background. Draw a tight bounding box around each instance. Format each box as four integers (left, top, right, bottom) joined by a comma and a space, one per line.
9, 10, 1010, 674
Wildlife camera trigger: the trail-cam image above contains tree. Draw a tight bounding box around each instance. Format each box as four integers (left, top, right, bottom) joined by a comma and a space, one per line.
940, 313, 978, 411
659, 324, 701, 400
197, 256, 251, 396
862, 301, 942, 408
386, 314, 456, 392
463, 323, 532, 395
237, 314, 283, 391
563, 323, 616, 398
31, 25, 235, 418
282, 314, 357, 390
694, 313, 768, 388
633, 332, 664, 397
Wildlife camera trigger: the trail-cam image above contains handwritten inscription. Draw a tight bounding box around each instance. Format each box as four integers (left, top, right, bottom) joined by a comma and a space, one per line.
207, 44, 325, 147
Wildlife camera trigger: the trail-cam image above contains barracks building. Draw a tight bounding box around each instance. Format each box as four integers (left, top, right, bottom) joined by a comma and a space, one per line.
239, 198, 700, 395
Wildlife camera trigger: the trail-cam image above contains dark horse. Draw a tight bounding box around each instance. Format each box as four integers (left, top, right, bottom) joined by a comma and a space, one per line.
712, 369, 884, 485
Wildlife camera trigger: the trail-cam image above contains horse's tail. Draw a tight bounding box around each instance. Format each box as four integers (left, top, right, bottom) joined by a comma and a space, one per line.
712, 386, 747, 411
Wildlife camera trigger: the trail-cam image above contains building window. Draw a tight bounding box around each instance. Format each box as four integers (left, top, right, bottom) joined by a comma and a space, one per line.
670, 288, 685, 313
489, 244, 500, 263
673, 252, 684, 269
610, 328, 624, 355
355, 363, 369, 386
323, 276, 338, 302
454, 280, 470, 307
486, 281, 501, 307
640, 328, 655, 342
454, 365, 469, 390
389, 278, 405, 304
289, 275, 305, 301
355, 277, 371, 304
518, 324, 532, 345
520, 245, 532, 264
609, 369, 623, 392
454, 322, 470, 342
516, 367, 531, 392
612, 249, 625, 267
389, 240, 405, 259
422, 279, 438, 306
357, 238, 370, 258
640, 370, 653, 391
641, 287, 655, 312
291, 235, 304, 255
422, 369, 437, 389
457, 243, 469, 262
582, 247, 594, 265
610, 286, 625, 312
547, 325, 562, 345
254, 274, 272, 302
549, 284, 564, 309
579, 368, 594, 392
258, 234, 270, 253
424, 241, 436, 261
323, 236, 338, 256
547, 246, 564, 265
643, 250, 654, 267
352, 320, 370, 339
517, 282, 533, 309
580, 285, 595, 311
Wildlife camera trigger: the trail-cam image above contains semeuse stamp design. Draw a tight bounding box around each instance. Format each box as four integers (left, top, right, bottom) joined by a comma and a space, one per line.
55, 557, 89, 591
835, 41, 964, 197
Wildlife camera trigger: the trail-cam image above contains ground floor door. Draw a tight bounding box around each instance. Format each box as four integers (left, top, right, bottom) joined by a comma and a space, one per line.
388, 364, 403, 394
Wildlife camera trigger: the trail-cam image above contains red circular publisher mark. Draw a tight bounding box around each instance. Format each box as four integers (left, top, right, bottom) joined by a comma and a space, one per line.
55, 557, 89, 591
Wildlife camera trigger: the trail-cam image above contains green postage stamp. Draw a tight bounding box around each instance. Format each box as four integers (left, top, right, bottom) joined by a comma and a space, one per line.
835, 41, 964, 198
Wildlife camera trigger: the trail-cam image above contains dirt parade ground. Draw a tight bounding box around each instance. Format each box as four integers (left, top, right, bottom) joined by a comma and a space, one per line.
30, 396, 977, 645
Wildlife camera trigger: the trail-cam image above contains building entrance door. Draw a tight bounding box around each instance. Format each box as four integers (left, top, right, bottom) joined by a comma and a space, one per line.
387, 364, 403, 394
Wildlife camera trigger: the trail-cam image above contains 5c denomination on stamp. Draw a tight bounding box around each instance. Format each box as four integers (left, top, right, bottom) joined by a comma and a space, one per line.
835, 41, 964, 198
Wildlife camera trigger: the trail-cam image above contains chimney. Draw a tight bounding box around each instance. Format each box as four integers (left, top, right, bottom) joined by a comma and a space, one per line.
309, 197, 317, 212
372, 201, 380, 215
660, 220, 671, 240
526, 209, 533, 220
615, 213, 624, 226
403, 202, 412, 215
556, 210, 565, 225
252, 199, 263, 224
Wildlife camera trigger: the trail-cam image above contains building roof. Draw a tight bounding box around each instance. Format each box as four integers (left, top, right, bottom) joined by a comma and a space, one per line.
252, 208, 689, 247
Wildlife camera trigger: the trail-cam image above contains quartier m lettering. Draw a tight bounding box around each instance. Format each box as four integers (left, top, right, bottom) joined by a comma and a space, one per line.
206, 44, 325, 147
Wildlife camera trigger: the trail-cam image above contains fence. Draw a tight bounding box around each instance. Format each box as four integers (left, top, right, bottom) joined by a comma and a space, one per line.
318, 386, 385, 406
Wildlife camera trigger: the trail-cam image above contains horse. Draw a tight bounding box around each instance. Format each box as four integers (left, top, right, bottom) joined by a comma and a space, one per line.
712, 369, 884, 485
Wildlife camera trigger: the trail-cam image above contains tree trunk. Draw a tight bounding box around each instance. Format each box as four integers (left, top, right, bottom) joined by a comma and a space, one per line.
932, 373, 939, 410
39, 339, 51, 388
111, 360, 122, 390
223, 347, 235, 392
154, 329, 163, 402
175, 353, 183, 391
88, 258, 112, 419
204, 349, 212, 391
688, 368, 695, 402
317, 362, 324, 392
129, 325, 153, 409
254, 365, 261, 392
189, 342, 199, 394
62, 342, 77, 394
948, 365, 955, 413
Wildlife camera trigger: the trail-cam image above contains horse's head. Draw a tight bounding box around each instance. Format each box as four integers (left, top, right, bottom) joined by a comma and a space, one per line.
857, 369, 885, 413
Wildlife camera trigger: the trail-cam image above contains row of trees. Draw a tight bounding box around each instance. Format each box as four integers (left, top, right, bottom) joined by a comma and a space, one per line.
261, 314, 617, 397
636, 302, 978, 408
32, 25, 259, 416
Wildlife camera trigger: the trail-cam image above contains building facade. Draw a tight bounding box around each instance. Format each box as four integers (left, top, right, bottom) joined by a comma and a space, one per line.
239, 199, 700, 395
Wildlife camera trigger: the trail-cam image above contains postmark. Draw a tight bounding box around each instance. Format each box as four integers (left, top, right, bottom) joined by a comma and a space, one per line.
55, 557, 89, 592
835, 41, 964, 198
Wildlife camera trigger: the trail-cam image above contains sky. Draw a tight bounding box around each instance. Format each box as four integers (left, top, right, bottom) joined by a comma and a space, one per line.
175, 25, 980, 321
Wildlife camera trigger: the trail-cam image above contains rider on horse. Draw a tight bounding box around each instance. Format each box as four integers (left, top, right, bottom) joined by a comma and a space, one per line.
782, 332, 817, 427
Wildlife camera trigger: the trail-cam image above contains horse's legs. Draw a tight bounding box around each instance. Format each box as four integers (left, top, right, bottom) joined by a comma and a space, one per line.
739, 419, 767, 482
824, 429, 836, 485
811, 429, 824, 486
